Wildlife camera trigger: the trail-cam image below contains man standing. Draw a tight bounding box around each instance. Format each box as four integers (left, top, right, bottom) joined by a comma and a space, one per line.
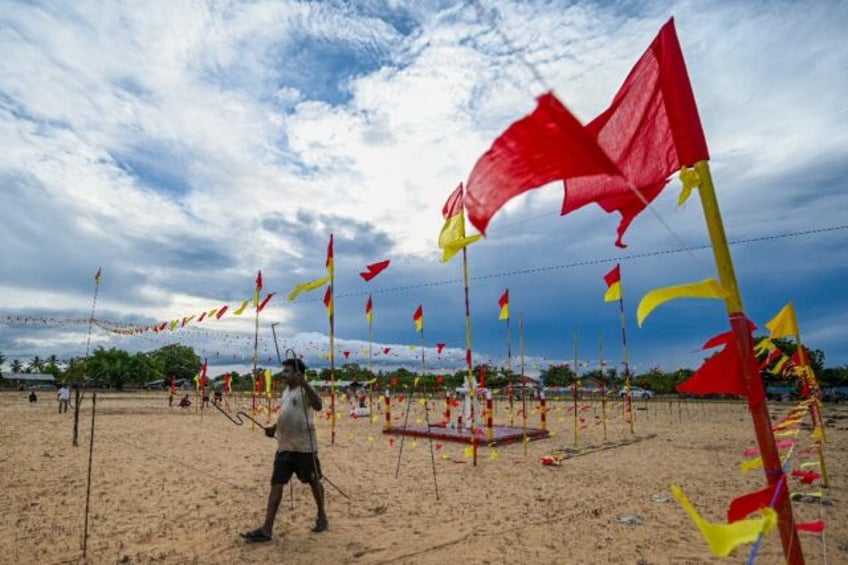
57, 384, 70, 413
241, 358, 327, 542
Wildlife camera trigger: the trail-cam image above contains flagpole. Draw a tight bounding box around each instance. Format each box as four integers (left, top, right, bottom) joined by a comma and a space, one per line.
600, 335, 607, 442
791, 329, 829, 487
694, 160, 803, 564
329, 236, 336, 446
617, 286, 634, 434
505, 305, 513, 426
74, 267, 101, 447
460, 246, 478, 466
573, 332, 579, 448
519, 314, 527, 458
251, 284, 260, 431
367, 295, 374, 423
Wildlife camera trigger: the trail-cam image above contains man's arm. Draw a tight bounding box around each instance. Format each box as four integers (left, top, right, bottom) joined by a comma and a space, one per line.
298, 376, 323, 411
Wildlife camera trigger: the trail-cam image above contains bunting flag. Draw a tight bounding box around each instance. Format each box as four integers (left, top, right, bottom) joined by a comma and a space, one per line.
636, 278, 727, 327
498, 289, 509, 321
464, 92, 621, 235
233, 299, 250, 315
323, 285, 333, 317
766, 302, 799, 339
603, 264, 622, 302
365, 295, 373, 325
672, 484, 777, 558
413, 305, 423, 333
676, 327, 751, 398
439, 183, 482, 262
436, 343, 446, 355
727, 483, 779, 523
215, 305, 229, 319
360, 260, 390, 281
254, 270, 263, 308
287, 234, 334, 301
257, 292, 276, 313
94, 267, 102, 285
562, 18, 710, 247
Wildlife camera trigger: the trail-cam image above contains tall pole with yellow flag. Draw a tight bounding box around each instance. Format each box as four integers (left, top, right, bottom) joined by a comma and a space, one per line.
603, 263, 634, 433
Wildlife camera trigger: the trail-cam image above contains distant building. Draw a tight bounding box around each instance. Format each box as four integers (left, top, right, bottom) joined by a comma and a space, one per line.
1, 373, 56, 389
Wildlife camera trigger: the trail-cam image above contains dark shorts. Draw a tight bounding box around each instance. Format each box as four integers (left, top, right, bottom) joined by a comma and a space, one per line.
272, 451, 322, 485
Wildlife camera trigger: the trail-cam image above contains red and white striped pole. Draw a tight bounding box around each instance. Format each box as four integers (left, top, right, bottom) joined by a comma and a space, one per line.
486, 389, 494, 441
383, 390, 391, 431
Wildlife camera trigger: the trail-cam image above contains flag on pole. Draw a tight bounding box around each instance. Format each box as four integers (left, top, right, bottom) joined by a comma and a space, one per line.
365, 295, 373, 324
257, 292, 276, 312
323, 286, 333, 317
439, 183, 482, 262
264, 368, 272, 396
413, 305, 423, 333
94, 267, 102, 285
287, 234, 334, 301
360, 260, 390, 281
561, 17, 710, 247
254, 270, 263, 308
765, 302, 799, 339
603, 265, 622, 302
498, 289, 509, 321
463, 92, 621, 235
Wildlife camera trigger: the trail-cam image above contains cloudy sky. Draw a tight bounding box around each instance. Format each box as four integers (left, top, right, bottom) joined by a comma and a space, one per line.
2, 0, 846, 378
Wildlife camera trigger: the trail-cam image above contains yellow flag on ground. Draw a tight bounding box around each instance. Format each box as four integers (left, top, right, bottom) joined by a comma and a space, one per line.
672, 484, 777, 557
766, 302, 799, 339
637, 278, 727, 326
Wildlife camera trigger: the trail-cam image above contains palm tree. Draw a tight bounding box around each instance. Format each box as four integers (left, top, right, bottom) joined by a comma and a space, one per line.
28, 356, 44, 373
11, 359, 23, 374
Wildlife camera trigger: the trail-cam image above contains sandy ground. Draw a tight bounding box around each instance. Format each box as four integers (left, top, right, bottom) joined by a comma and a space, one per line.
1, 390, 845, 564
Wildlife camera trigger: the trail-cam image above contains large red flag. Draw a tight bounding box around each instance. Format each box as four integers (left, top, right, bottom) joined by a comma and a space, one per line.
464, 92, 621, 235
562, 18, 709, 247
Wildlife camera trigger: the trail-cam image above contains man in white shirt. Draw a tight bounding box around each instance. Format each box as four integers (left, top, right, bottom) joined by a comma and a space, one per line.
57, 384, 70, 414
241, 358, 327, 543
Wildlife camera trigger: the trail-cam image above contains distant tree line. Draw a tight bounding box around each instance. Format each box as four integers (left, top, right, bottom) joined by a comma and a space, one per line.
1, 336, 846, 394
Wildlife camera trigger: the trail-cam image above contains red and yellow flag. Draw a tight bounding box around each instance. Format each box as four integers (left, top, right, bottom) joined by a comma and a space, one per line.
603, 264, 622, 302
413, 305, 423, 333
323, 285, 333, 317
498, 289, 509, 321
253, 270, 263, 308
365, 295, 373, 325
94, 267, 102, 285
439, 183, 482, 262
287, 234, 334, 301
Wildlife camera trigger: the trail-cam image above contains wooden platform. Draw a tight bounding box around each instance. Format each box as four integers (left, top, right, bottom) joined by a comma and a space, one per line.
383, 424, 550, 446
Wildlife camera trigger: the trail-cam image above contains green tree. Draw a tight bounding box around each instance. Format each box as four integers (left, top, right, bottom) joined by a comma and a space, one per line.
149, 344, 201, 382
11, 359, 23, 374
27, 356, 44, 373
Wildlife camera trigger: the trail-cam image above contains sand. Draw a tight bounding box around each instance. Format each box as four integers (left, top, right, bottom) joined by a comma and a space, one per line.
1, 390, 845, 564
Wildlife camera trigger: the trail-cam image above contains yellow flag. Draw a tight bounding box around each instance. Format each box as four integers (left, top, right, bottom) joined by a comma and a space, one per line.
672, 484, 777, 557
637, 278, 728, 327
439, 213, 482, 262
765, 302, 799, 339
287, 275, 330, 302
233, 299, 251, 315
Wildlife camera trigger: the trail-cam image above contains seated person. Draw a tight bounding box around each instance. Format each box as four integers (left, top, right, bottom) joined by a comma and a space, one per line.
178, 394, 192, 408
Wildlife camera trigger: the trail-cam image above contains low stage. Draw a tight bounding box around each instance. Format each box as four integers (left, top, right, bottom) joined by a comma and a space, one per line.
383, 424, 550, 446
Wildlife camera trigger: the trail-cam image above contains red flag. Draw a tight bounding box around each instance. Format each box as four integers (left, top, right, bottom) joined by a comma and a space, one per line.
197, 311, 207, 322
257, 292, 276, 312
200, 359, 208, 390
383, 347, 391, 355
256, 270, 263, 291
464, 91, 621, 235
436, 343, 446, 355
360, 260, 390, 281
562, 18, 709, 247
727, 483, 777, 522
676, 344, 747, 397
796, 521, 825, 534
215, 305, 229, 319
323, 285, 333, 317
343, 351, 350, 359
